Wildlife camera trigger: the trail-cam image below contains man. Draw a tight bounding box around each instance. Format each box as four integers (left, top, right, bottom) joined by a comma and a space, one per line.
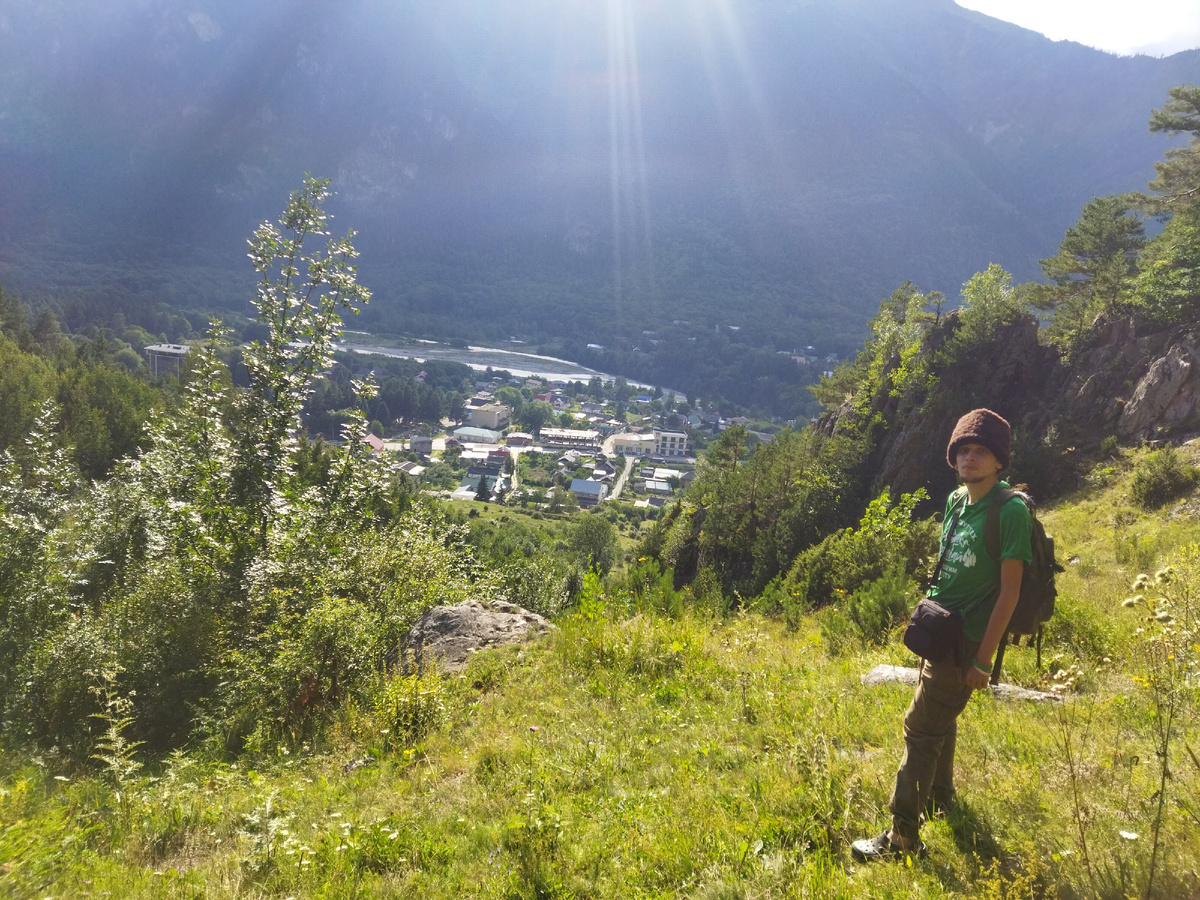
851, 408, 1032, 861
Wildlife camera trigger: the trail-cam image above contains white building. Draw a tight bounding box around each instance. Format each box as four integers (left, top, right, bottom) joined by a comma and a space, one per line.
654, 430, 688, 458
468, 403, 510, 430
612, 432, 657, 457
144, 343, 190, 376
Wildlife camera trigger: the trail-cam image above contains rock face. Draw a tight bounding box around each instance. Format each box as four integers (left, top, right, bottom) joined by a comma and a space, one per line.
1118, 333, 1200, 438
1048, 318, 1200, 443
398, 600, 555, 674
877, 315, 1055, 495
818, 312, 1200, 507
818, 311, 1061, 501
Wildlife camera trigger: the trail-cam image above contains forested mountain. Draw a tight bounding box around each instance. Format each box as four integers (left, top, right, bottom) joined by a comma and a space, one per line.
1, 0, 1198, 388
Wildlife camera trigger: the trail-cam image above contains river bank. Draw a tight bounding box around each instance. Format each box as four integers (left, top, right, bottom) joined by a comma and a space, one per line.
338, 336, 678, 395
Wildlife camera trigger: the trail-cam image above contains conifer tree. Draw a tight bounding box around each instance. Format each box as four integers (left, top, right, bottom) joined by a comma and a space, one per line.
1034, 195, 1146, 349
1141, 85, 1200, 213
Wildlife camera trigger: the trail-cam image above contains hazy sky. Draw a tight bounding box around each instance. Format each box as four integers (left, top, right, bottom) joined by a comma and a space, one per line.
956, 0, 1200, 56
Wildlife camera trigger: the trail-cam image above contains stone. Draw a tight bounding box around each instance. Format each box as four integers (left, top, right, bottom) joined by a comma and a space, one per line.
861, 664, 1064, 703
1118, 335, 1200, 438
397, 600, 555, 674
1047, 318, 1200, 443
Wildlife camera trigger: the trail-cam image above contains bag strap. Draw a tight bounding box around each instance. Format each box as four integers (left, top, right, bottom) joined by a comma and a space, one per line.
983, 488, 1031, 685
984, 487, 1037, 561
927, 488, 968, 592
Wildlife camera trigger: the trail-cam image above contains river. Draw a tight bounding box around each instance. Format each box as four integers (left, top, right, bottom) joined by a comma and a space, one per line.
338, 338, 679, 395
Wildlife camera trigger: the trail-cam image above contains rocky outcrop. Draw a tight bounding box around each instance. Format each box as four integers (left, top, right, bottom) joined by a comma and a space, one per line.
1047, 318, 1200, 443
820, 311, 1060, 500
1118, 334, 1200, 438
396, 600, 555, 674
818, 311, 1200, 506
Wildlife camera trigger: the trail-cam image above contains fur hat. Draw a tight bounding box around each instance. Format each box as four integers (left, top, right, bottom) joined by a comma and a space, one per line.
946, 408, 1011, 470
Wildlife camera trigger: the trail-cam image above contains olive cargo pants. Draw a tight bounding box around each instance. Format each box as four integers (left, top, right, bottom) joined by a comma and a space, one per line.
888, 639, 980, 842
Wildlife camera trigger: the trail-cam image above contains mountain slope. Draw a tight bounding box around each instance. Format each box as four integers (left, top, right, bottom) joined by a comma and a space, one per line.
0, 0, 1197, 358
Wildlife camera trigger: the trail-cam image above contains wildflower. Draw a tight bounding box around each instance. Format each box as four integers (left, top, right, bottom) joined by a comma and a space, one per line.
1120, 830, 1139, 840
1122, 596, 1142, 608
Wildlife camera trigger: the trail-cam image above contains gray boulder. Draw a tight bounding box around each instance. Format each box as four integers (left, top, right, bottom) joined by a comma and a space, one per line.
862, 664, 1063, 703
397, 600, 555, 674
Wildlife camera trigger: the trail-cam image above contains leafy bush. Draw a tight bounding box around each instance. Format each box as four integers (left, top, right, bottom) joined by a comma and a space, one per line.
22, 619, 116, 760
815, 568, 917, 654
619, 557, 684, 618
1130, 446, 1198, 508
0, 182, 495, 757
1008, 424, 1081, 497
493, 557, 571, 619
778, 490, 936, 627
570, 513, 619, 575
844, 568, 918, 645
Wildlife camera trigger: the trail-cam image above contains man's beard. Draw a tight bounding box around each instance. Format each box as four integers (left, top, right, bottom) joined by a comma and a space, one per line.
959, 473, 992, 484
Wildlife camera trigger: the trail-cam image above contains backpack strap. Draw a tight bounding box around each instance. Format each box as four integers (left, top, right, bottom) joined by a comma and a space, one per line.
983, 488, 1018, 565
983, 488, 1023, 686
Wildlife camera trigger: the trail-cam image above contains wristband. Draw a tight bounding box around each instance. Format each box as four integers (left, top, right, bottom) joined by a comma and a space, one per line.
972, 659, 993, 676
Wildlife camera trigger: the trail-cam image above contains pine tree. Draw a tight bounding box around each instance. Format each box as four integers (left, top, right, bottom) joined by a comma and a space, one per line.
1034, 195, 1145, 350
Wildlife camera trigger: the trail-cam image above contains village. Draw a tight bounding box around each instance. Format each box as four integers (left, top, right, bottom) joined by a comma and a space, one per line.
353, 370, 775, 513
143, 340, 799, 515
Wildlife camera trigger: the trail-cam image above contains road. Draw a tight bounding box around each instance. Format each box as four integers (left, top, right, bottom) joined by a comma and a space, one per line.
606, 452, 633, 503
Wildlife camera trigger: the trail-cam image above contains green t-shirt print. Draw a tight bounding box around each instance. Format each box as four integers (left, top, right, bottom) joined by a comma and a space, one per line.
928, 482, 1033, 642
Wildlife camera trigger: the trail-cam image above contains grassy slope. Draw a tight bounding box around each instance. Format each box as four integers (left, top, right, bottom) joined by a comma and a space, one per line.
2, 448, 1198, 899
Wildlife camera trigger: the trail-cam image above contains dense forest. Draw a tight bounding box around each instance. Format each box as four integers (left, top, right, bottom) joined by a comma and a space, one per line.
1, 87, 1199, 898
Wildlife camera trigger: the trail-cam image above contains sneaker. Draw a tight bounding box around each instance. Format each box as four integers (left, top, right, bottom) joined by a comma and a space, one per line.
850, 832, 926, 863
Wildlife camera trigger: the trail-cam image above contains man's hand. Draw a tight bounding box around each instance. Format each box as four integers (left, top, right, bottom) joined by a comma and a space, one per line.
964, 665, 991, 691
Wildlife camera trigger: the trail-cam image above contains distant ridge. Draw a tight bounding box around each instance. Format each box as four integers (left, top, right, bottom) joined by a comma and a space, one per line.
0, 0, 1197, 358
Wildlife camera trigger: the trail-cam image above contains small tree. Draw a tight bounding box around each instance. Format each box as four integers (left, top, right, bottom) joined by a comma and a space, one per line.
518, 400, 554, 435
956, 264, 1028, 346
1034, 195, 1145, 351
234, 175, 371, 544
570, 513, 619, 575
1140, 85, 1200, 214
475, 474, 491, 502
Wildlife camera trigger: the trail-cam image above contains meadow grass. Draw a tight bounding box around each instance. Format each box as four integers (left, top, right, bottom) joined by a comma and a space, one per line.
2, 453, 1198, 899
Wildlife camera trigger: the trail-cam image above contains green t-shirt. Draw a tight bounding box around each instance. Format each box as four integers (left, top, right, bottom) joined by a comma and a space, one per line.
927, 482, 1033, 641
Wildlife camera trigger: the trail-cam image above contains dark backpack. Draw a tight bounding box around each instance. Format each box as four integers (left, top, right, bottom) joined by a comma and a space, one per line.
983, 489, 1064, 681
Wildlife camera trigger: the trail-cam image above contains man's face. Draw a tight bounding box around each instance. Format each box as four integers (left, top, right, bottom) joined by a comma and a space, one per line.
955, 442, 1002, 484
